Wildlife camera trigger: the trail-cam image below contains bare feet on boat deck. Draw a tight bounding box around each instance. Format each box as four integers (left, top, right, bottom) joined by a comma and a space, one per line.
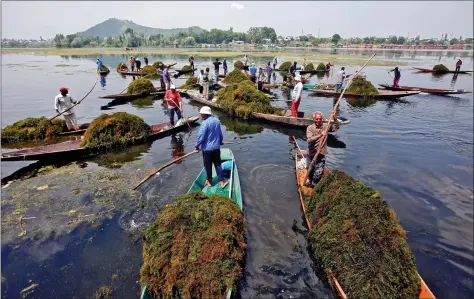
205, 180, 212, 187
220, 181, 229, 188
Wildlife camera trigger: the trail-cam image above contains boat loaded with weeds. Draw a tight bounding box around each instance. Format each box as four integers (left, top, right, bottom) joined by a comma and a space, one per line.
303, 170, 421, 299
127, 78, 156, 95
140, 191, 246, 299
180, 76, 199, 90
432, 64, 449, 72
346, 76, 379, 96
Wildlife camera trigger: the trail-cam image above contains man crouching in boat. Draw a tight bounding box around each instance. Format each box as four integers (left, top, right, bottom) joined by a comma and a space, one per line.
54, 87, 79, 131
304, 111, 339, 188
194, 106, 229, 189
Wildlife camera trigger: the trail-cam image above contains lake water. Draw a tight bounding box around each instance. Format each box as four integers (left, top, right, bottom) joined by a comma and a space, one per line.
1, 50, 473, 299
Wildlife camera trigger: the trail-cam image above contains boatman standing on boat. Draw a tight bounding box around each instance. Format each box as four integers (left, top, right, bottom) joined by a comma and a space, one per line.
455, 59, 462, 72
144, 57, 149, 66
304, 111, 340, 187
336, 67, 346, 92
289, 61, 297, 78
266, 62, 272, 84
389, 67, 401, 88
129, 56, 135, 72
291, 75, 303, 117
54, 87, 79, 131
257, 66, 266, 91
135, 57, 141, 72
223, 58, 228, 76
243, 55, 249, 67
194, 106, 228, 189
213, 58, 222, 82
273, 56, 278, 70
249, 63, 257, 84
163, 66, 172, 90
164, 84, 183, 127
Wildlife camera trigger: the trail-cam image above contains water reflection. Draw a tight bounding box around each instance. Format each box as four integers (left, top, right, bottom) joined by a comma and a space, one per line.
451, 74, 459, 88
90, 143, 151, 169
100, 74, 107, 88
219, 115, 264, 136
170, 134, 185, 160
345, 97, 377, 108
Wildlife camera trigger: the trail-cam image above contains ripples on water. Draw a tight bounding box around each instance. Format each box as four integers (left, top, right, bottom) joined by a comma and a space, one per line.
1, 52, 473, 299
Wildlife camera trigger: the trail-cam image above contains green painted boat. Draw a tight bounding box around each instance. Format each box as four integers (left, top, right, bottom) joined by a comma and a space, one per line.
140, 148, 242, 299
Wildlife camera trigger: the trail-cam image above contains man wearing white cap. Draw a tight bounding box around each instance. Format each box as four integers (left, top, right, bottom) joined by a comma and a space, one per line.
194, 106, 228, 188
164, 84, 183, 126
54, 87, 79, 130
291, 75, 303, 117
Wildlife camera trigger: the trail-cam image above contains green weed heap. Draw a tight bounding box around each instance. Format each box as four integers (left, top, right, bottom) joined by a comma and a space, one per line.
234, 60, 244, 70
279, 61, 292, 71
127, 78, 156, 94
346, 74, 379, 96
140, 191, 246, 299
139, 65, 158, 79
305, 170, 420, 299
433, 64, 449, 72
1, 117, 67, 144
80, 112, 151, 149
217, 70, 283, 118
305, 63, 315, 71
180, 76, 199, 90
316, 63, 326, 71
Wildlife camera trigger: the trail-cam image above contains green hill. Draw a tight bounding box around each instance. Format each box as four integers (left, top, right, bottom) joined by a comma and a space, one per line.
77, 18, 203, 38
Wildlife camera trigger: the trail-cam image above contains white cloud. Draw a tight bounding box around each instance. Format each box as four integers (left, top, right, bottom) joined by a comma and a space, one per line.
231, 2, 244, 10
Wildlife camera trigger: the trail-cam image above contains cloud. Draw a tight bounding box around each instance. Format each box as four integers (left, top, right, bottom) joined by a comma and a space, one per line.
230, 2, 244, 10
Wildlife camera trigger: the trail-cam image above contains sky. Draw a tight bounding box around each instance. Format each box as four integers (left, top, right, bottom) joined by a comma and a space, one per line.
2, 1, 473, 39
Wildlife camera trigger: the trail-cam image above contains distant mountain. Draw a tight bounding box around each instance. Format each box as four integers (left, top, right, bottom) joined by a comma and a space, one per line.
77, 18, 203, 38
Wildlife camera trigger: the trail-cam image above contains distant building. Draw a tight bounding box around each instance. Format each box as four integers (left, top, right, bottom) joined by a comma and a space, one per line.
232, 40, 245, 45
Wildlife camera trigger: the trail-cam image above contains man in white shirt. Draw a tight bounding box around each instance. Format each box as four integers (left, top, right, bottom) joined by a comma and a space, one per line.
336, 67, 346, 92
291, 75, 303, 118
54, 87, 79, 131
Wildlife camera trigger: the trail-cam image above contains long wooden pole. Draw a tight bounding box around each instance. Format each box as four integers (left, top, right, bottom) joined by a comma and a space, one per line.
50, 73, 99, 122
302, 54, 376, 184
132, 151, 197, 190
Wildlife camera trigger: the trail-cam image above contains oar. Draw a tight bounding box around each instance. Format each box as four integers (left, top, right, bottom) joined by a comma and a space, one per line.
302, 54, 376, 185
50, 73, 99, 122
292, 136, 304, 157
133, 151, 197, 190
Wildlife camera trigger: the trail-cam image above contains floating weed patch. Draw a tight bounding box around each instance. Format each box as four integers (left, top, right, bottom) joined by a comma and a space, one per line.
346, 79, 379, 96
140, 191, 246, 299
139, 65, 158, 79
306, 170, 420, 299
1, 117, 67, 144
433, 64, 449, 72
182, 65, 193, 71
234, 60, 244, 70
279, 61, 292, 71
80, 112, 151, 149
93, 286, 113, 299
127, 78, 155, 94
216, 80, 283, 118
316, 63, 326, 71
306, 63, 315, 71
180, 76, 199, 90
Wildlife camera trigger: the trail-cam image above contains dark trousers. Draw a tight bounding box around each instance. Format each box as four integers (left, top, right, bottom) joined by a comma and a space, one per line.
455, 66, 460, 72
160, 78, 165, 89
224, 68, 227, 76
257, 81, 263, 91
169, 107, 182, 126
307, 154, 326, 184
250, 75, 256, 83
202, 149, 224, 182
131, 65, 135, 72
199, 85, 203, 94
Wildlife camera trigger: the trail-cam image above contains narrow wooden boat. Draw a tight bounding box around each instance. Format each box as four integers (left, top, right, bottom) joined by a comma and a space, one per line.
284, 83, 314, 90
310, 89, 421, 99
378, 84, 472, 95
58, 123, 90, 136
172, 68, 197, 78
140, 148, 242, 299
413, 67, 472, 74
99, 88, 170, 100
118, 70, 143, 76
299, 69, 328, 75
1, 116, 200, 162
294, 147, 436, 299
184, 90, 350, 128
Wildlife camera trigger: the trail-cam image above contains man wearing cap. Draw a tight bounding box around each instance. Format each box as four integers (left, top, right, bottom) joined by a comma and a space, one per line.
249, 63, 257, 84
54, 87, 79, 131
304, 111, 339, 187
291, 75, 303, 117
336, 67, 346, 92
194, 106, 228, 188
164, 84, 183, 126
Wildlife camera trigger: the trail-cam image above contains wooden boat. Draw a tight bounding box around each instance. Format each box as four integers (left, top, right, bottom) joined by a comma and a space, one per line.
99, 67, 110, 75
1, 116, 200, 162
378, 84, 472, 95
285, 83, 317, 90
58, 123, 90, 136
140, 148, 242, 299
184, 90, 350, 128
172, 68, 197, 78
294, 147, 436, 299
299, 69, 328, 75
310, 89, 421, 99
118, 70, 143, 76
413, 67, 472, 74
99, 88, 172, 100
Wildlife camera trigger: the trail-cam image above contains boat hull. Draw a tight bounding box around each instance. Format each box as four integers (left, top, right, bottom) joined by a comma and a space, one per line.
310, 89, 421, 99
413, 67, 472, 74
1, 116, 200, 162
378, 84, 472, 95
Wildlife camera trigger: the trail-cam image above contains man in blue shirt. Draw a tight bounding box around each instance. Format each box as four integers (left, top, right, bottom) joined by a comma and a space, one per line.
96, 58, 103, 72
194, 106, 228, 188
249, 63, 257, 83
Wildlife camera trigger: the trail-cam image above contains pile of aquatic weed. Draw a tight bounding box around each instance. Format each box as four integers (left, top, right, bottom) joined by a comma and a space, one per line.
316, 63, 326, 71
305, 170, 420, 299
1, 117, 67, 144
305, 63, 315, 71
180, 76, 199, 90
182, 65, 193, 71
116, 63, 127, 72
81, 112, 152, 149
140, 191, 246, 299
279, 61, 292, 71
139, 65, 158, 79
217, 80, 283, 118
224, 69, 250, 84
433, 64, 449, 72
152, 61, 163, 69
99, 65, 110, 73
127, 78, 156, 94
234, 60, 244, 70
346, 79, 379, 96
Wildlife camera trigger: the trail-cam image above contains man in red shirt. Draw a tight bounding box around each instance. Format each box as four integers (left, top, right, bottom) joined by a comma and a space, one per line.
455, 59, 462, 72
164, 84, 183, 126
